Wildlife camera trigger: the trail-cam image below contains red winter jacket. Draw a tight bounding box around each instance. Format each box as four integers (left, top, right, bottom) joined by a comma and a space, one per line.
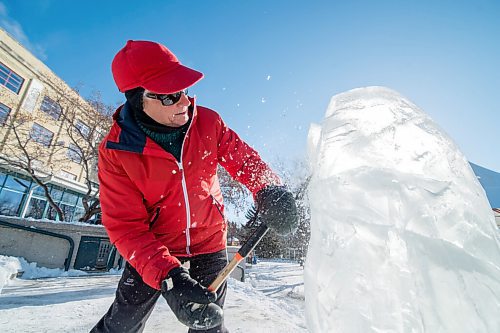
98, 98, 281, 289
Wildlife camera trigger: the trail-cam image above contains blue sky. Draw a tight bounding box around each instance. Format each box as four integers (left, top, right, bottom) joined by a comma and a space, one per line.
1, 0, 499, 172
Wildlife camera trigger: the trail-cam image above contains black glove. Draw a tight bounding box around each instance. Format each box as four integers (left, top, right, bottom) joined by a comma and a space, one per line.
256, 185, 299, 235
161, 267, 223, 330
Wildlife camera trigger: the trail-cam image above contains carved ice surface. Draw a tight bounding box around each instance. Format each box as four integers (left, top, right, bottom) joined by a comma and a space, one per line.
305, 86, 500, 333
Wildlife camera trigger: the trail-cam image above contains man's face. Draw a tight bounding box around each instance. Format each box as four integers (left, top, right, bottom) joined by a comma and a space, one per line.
142, 90, 191, 127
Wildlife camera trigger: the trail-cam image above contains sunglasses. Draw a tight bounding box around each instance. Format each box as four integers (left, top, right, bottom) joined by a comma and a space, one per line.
145, 89, 188, 106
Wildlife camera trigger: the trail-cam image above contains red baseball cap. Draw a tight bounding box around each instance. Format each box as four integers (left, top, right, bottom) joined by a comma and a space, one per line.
111, 40, 204, 94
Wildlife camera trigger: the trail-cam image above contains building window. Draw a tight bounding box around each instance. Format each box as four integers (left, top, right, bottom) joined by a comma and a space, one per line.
0, 62, 24, 94
24, 197, 47, 219
67, 143, 82, 163
0, 171, 88, 222
30, 123, 54, 146
75, 120, 90, 138
0, 103, 11, 125
0, 174, 28, 216
58, 170, 77, 181
40, 96, 62, 120
0, 188, 25, 216
4, 176, 30, 192
47, 187, 79, 222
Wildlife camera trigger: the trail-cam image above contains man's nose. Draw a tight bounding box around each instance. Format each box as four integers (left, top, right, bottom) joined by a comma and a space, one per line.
178, 92, 191, 107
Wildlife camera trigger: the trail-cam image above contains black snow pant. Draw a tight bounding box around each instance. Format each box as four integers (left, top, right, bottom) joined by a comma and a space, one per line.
90, 250, 229, 333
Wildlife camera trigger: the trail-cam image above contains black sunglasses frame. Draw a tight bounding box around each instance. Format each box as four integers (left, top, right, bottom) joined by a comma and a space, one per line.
145, 89, 188, 106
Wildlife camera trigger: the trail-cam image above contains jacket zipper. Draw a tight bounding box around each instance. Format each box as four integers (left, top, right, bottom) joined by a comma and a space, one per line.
178, 109, 195, 255
178, 161, 191, 254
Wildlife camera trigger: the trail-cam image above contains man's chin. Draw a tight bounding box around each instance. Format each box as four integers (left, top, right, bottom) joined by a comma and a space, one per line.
165, 115, 189, 127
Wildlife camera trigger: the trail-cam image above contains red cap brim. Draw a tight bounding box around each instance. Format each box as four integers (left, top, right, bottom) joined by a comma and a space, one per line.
142, 64, 204, 94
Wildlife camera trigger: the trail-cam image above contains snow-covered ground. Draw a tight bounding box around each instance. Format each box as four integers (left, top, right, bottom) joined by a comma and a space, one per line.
0, 257, 306, 332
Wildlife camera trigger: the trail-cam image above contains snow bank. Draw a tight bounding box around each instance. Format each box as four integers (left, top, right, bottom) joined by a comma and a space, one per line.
0, 255, 125, 295
1, 215, 104, 228
305, 87, 500, 332
0, 255, 22, 293
17, 257, 90, 279
0, 255, 125, 292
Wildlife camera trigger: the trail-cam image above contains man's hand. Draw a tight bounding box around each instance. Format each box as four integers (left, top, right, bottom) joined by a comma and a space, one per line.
256, 185, 299, 235
161, 267, 223, 330
162, 266, 216, 304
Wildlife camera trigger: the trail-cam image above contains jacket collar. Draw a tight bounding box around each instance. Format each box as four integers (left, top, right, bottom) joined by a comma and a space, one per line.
106, 96, 198, 158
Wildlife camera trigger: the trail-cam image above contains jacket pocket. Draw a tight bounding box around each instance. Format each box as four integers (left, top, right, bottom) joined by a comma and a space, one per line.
210, 194, 225, 220
149, 207, 161, 230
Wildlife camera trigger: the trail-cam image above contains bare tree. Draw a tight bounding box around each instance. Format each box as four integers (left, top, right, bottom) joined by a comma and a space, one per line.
0, 112, 66, 220
59, 90, 113, 222
0, 71, 113, 223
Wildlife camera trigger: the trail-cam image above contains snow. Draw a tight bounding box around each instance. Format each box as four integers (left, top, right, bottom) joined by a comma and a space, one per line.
1, 214, 103, 228
0, 256, 21, 293
305, 86, 500, 333
0, 255, 108, 293
0, 258, 306, 332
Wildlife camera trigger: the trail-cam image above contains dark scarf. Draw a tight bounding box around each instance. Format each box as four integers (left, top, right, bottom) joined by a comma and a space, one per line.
125, 87, 190, 161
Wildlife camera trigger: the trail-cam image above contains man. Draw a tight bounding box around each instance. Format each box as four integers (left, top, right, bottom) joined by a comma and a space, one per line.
92, 40, 298, 333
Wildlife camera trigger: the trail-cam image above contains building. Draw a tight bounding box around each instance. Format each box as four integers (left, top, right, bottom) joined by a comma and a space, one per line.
494, 209, 500, 228
470, 163, 500, 229
0, 27, 104, 222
